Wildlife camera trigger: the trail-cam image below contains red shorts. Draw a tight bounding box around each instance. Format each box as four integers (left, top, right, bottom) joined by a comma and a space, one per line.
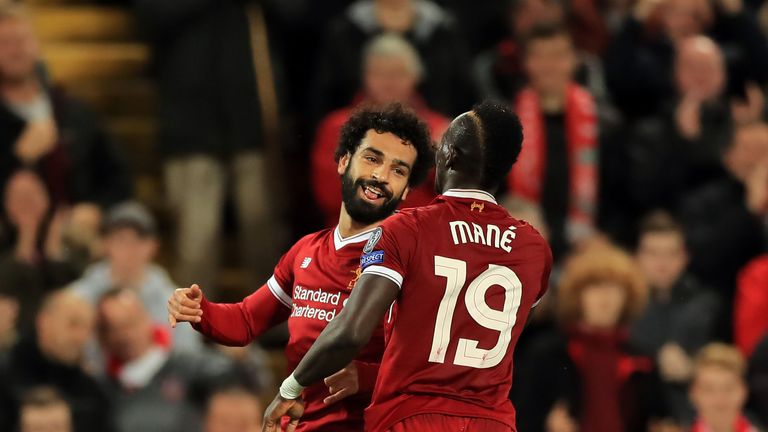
385, 413, 513, 432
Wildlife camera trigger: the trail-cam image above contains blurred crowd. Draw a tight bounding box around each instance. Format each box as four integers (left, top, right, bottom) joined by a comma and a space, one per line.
0, 0, 767, 431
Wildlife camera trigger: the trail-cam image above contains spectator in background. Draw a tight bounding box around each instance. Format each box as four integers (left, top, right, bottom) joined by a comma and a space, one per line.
311, 34, 447, 227
0, 170, 79, 334
472, 0, 613, 107
630, 211, 719, 425
213, 345, 272, 398
513, 244, 656, 432
70, 201, 200, 352
0, 291, 18, 357
605, 0, 768, 120
689, 344, 760, 431
204, 386, 262, 432
0, 3, 131, 216
0, 289, 112, 432
507, 24, 598, 261
18, 387, 72, 432
627, 36, 736, 215
134, 0, 285, 293
311, 0, 475, 120
97, 288, 232, 432
681, 121, 768, 303
734, 255, 768, 358
472, 0, 566, 101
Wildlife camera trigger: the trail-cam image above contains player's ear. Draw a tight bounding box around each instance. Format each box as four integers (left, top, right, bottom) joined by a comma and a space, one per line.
337, 152, 351, 175
444, 145, 459, 171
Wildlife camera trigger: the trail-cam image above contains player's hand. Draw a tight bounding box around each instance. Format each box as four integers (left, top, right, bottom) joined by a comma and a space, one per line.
323, 362, 359, 405
167, 284, 204, 328
262, 395, 305, 432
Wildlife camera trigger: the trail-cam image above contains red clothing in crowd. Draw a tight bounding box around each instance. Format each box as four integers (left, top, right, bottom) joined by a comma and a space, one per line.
735, 255, 768, 357
311, 97, 449, 227
567, 326, 654, 432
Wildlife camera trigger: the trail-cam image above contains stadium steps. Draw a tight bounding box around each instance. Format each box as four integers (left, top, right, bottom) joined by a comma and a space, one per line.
30, 4, 252, 296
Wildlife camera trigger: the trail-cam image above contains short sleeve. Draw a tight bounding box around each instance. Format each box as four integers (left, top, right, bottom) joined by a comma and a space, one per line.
360, 212, 418, 289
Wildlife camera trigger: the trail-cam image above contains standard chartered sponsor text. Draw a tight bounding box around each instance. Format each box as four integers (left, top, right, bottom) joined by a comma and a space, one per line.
291, 285, 342, 322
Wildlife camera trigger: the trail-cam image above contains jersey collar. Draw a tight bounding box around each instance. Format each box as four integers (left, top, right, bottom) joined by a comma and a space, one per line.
442, 189, 497, 204
333, 225, 378, 251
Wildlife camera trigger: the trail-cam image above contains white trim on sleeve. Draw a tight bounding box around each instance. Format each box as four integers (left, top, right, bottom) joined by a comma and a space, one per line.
362, 265, 404, 289
267, 275, 292, 309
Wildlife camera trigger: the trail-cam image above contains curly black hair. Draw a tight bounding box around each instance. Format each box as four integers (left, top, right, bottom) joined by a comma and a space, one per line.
334, 103, 434, 187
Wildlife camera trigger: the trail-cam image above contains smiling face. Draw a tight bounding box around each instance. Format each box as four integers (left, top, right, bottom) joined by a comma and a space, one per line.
338, 130, 417, 225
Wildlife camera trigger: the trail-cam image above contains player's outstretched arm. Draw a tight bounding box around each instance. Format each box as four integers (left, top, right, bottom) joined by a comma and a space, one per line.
263, 274, 398, 427
168, 283, 291, 347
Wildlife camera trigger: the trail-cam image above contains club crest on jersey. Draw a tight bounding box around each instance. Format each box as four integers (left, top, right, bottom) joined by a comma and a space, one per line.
348, 267, 362, 289
470, 201, 485, 212
360, 250, 385, 269
363, 227, 383, 254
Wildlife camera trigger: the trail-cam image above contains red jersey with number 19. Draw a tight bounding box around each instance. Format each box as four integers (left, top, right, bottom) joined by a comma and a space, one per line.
360, 189, 552, 431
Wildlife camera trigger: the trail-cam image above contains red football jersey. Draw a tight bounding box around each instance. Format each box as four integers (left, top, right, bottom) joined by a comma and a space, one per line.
360, 189, 552, 431
271, 227, 386, 431
198, 226, 385, 431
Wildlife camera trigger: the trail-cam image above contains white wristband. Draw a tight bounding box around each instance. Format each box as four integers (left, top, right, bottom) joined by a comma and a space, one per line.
279, 373, 305, 400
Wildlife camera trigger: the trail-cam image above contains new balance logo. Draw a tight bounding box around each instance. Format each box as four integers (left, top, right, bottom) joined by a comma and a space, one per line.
300, 257, 312, 269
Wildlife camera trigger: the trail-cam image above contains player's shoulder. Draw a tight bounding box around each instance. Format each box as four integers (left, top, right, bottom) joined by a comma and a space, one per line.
382, 203, 443, 229
289, 228, 335, 251
507, 216, 552, 257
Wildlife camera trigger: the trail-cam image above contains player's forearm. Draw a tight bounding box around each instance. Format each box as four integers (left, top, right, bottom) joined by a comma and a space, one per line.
193, 285, 290, 346
192, 298, 253, 346
292, 313, 369, 386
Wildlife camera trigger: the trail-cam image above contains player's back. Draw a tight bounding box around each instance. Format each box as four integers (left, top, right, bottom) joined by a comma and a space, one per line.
362, 189, 552, 431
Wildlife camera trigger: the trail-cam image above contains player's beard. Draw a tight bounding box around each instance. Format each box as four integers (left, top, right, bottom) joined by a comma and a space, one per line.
340, 168, 403, 225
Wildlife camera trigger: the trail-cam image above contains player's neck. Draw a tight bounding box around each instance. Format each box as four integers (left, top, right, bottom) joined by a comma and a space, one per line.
337, 205, 380, 238
440, 177, 493, 196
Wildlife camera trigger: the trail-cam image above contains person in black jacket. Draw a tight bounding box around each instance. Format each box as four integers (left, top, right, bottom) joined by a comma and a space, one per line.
310, 0, 476, 121
0, 4, 132, 214
680, 121, 768, 314
630, 211, 720, 425
0, 170, 80, 334
604, 0, 768, 120
134, 0, 285, 294
0, 289, 113, 432
626, 36, 735, 216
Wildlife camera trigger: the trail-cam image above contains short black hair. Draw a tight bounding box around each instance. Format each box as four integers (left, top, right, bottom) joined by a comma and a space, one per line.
471, 100, 524, 190
334, 103, 434, 187
19, 386, 69, 409
521, 22, 573, 51
638, 210, 685, 239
